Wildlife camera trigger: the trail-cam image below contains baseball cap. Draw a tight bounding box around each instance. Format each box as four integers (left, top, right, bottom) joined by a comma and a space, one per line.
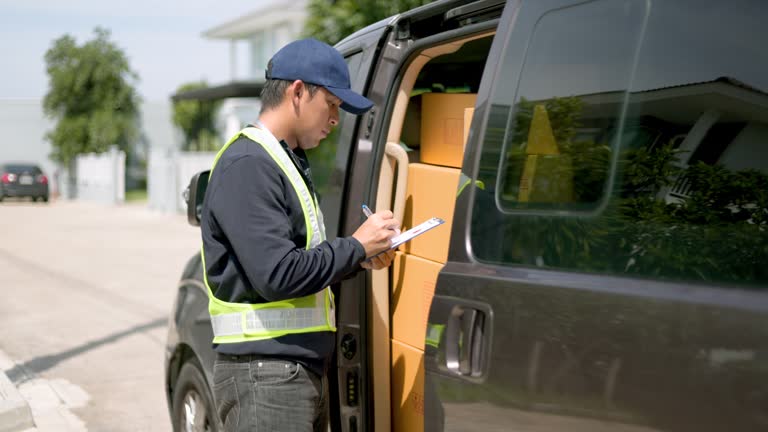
266, 38, 374, 115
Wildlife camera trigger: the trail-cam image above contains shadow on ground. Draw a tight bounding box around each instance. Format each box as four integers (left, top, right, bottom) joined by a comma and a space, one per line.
4, 317, 166, 384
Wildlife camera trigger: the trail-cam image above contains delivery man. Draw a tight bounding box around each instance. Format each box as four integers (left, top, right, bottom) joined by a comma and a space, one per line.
200, 38, 399, 431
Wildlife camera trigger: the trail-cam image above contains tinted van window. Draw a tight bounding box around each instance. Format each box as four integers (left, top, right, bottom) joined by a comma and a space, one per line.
471, 0, 768, 287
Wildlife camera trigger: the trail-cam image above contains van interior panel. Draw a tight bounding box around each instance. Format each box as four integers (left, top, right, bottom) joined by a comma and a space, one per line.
379, 32, 495, 431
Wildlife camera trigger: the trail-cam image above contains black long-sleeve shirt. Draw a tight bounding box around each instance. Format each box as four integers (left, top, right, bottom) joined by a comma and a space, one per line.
200, 134, 366, 372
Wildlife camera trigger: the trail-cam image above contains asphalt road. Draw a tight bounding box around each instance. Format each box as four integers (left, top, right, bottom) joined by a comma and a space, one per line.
0, 199, 201, 431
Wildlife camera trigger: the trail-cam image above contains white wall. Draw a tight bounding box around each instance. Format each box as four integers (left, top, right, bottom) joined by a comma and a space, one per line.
217, 98, 261, 140
76, 147, 126, 204
142, 101, 176, 153
148, 149, 215, 213
718, 122, 768, 174
144, 99, 188, 212
148, 147, 178, 212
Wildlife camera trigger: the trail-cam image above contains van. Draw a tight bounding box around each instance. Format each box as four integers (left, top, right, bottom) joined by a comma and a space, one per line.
165, 0, 768, 430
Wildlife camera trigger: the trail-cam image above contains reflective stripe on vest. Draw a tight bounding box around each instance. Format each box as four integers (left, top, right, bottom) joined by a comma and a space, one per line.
202, 127, 336, 344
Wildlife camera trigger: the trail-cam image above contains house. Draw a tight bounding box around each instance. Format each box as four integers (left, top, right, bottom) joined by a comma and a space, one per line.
174, 0, 308, 139
152, 0, 308, 212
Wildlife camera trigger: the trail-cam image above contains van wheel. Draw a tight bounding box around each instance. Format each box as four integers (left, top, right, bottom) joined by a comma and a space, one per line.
173, 360, 219, 432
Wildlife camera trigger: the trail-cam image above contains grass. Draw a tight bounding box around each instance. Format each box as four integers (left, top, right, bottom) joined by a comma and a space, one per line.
125, 189, 148, 202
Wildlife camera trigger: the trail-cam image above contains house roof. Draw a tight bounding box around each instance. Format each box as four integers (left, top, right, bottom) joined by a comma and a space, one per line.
171, 82, 264, 102
203, 0, 307, 39
637, 76, 768, 97
572, 76, 768, 124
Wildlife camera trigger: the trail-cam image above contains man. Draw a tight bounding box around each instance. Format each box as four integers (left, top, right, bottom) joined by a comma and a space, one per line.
200, 38, 399, 431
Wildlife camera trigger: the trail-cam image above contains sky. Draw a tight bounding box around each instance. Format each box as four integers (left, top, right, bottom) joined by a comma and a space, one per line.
0, 0, 281, 102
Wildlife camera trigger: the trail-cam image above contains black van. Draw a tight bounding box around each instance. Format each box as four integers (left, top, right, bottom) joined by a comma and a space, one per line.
165, 0, 768, 431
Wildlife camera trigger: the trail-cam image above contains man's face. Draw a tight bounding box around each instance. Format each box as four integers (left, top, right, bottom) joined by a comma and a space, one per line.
295, 85, 341, 150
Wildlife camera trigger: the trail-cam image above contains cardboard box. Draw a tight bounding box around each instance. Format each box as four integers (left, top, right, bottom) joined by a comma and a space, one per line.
391, 252, 442, 350
401, 163, 460, 264
391, 340, 425, 432
420, 93, 477, 168
464, 107, 475, 147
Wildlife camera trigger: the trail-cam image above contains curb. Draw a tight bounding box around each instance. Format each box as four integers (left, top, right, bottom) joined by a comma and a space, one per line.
0, 371, 34, 432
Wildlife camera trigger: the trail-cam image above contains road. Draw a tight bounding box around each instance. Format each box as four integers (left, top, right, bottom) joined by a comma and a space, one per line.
0, 200, 200, 431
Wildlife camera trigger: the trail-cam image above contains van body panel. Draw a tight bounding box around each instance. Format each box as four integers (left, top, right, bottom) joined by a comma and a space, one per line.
168, 1, 768, 431
426, 0, 768, 431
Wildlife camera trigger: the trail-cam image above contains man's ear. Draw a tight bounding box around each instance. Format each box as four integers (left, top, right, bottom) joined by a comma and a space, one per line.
288, 80, 305, 115
289, 80, 305, 104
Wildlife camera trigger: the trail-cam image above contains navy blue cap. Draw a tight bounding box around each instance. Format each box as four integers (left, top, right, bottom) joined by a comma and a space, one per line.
266, 38, 374, 115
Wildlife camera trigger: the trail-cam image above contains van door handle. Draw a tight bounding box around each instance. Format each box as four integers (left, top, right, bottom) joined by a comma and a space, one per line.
384, 141, 409, 223
445, 304, 488, 377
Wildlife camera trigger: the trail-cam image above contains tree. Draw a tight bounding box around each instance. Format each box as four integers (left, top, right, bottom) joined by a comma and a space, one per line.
43, 27, 140, 165
496, 94, 768, 283
172, 82, 221, 152
304, 0, 433, 45
513, 96, 583, 145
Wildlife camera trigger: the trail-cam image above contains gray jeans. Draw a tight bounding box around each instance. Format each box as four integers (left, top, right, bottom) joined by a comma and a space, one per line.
212, 354, 328, 432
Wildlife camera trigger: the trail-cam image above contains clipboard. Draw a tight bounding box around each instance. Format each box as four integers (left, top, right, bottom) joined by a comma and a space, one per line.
389, 217, 445, 249
366, 217, 445, 261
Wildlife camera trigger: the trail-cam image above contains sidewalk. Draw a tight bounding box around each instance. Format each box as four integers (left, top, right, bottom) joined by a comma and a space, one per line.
0, 365, 31, 432
0, 350, 87, 432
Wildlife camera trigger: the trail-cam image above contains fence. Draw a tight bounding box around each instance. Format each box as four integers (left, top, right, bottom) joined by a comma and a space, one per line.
75, 146, 126, 204
148, 149, 215, 213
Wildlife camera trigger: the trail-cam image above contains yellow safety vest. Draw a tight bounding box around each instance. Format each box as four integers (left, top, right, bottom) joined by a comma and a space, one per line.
202, 127, 336, 344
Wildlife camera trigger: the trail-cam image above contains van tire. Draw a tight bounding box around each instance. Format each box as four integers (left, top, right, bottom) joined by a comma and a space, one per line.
172, 359, 219, 432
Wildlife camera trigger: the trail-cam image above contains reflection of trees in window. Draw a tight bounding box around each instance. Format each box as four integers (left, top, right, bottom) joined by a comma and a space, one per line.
501, 96, 612, 207
494, 99, 768, 285
614, 143, 768, 284
490, 95, 615, 268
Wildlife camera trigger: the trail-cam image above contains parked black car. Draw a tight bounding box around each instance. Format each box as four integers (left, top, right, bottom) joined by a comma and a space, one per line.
165, 0, 768, 431
0, 163, 49, 202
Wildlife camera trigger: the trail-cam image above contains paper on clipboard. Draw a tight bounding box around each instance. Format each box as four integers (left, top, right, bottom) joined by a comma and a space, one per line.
389, 217, 445, 250
364, 217, 445, 262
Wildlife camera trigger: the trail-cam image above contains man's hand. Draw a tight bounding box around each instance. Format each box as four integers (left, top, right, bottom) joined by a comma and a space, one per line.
352, 210, 400, 260
360, 249, 396, 270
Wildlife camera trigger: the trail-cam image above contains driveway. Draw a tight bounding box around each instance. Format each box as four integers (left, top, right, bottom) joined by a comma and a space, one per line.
0, 200, 200, 431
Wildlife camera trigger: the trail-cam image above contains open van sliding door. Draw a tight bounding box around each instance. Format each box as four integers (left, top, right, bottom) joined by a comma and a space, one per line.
350, 2, 505, 431
427, 0, 768, 431
326, 24, 391, 432
338, 2, 505, 431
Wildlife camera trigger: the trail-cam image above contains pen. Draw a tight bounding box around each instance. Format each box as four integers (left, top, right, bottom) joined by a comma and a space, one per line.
362, 204, 373, 218
362, 204, 400, 235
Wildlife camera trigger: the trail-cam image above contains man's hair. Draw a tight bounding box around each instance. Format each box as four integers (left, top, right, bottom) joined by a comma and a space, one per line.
260, 60, 321, 113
